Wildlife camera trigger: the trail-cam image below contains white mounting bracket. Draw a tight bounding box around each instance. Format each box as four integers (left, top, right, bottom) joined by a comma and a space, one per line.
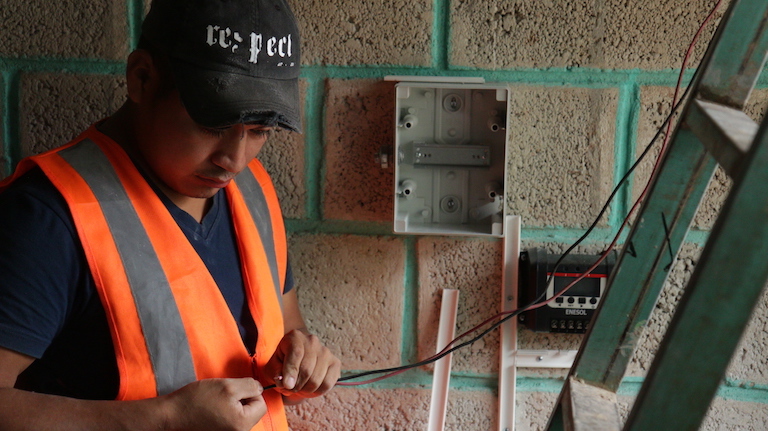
427, 289, 460, 431
499, 215, 576, 431
499, 215, 521, 431
513, 349, 577, 369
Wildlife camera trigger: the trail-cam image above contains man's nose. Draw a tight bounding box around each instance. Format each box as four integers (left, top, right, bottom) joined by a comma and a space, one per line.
212, 125, 250, 173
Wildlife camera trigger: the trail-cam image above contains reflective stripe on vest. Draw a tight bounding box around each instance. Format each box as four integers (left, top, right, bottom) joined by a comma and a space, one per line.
7, 127, 290, 431
235, 167, 283, 310
58, 140, 196, 395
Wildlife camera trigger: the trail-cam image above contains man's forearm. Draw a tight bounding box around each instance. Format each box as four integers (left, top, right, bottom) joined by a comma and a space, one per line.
0, 387, 169, 431
0, 377, 267, 431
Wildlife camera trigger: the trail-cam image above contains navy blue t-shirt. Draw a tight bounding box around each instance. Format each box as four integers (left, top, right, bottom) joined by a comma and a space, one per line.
0, 167, 293, 399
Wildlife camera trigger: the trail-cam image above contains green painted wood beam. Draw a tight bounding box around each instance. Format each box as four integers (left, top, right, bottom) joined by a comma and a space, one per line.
571, 129, 716, 391
625, 93, 768, 431
698, 0, 768, 108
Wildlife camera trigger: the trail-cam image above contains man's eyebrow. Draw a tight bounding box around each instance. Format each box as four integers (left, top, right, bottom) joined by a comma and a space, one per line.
201, 123, 274, 132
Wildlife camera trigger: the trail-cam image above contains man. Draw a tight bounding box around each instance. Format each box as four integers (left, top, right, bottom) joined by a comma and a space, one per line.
0, 0, 340, 429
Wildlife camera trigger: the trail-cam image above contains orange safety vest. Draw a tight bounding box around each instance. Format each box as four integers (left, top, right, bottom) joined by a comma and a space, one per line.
0, 126, 289, 431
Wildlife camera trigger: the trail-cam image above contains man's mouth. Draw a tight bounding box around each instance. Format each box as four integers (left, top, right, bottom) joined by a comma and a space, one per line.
196, 174, 234, 188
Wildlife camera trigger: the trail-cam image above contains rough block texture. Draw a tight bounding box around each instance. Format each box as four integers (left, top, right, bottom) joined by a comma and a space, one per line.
635, 85, 733, 230
728, 285, 768, 386
451, 0, 726, 70
287, 234, 405, 370
452, 0, 600, 69
619, 394, 768, 430
417, 237, 503, 374
516, 391, 768, 430
257, 81, 308, 220
0, 0, 128, 59
634, 87, 768, 230
286, 387, 430, 429
597, 0, 727, 70
515, 391, 559, 431
701, 398, 768, 430
288, 0, 432, 66
20, 73, 126, 157
506, 86, 617, 228
444, 390, 498, 430
286, 387, 496, 430
627, 243, 700, 377
628, 241, 768, 387
519, 389, 767, 430
324, 79, 395, 221
258, 129, 306, 219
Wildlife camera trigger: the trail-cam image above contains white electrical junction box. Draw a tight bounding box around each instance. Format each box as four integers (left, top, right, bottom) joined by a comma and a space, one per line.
386, 76, 510, 237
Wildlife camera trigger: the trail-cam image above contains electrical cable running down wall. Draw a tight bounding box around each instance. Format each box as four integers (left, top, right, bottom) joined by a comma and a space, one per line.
268, 0, 726, 392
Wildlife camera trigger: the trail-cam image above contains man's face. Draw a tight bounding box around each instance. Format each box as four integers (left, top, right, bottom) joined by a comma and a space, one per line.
135, 89, 274, 203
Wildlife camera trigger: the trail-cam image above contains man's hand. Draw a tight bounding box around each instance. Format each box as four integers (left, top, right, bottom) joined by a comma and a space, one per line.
264, 329, 341, 401
162, 378, 267, 431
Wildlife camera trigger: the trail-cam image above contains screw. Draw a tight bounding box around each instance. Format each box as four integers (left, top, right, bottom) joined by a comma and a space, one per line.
443, 94, 462, 112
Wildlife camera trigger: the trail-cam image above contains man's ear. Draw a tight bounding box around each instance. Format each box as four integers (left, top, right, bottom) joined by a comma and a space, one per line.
126, 49, 157, 104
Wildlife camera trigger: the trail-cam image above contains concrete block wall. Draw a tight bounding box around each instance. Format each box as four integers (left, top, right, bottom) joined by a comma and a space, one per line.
2, 0, 768, 430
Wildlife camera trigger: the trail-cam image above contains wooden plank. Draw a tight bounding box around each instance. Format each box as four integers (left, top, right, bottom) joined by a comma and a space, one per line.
698, 0, 768, 107
624, 103, 768, 431
570, 129, 717, 391
545, 2, 768, 429
561, 378, 620, 431
686, 99, 757, 177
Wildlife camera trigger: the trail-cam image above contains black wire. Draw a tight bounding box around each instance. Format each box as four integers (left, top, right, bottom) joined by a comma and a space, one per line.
263, 61, 706, 391
263, 307, 524, 390
543, 74, 699, 294
323, 79, 700, 388
338, 307, 527, 383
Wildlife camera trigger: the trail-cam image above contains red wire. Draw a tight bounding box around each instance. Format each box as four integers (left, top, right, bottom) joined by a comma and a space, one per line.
337, 369, 408, 386
536, 0, 725, 310
339, 0, 724, 387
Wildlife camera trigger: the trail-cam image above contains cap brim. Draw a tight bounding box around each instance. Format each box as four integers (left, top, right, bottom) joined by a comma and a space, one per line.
170, 60, 302, 133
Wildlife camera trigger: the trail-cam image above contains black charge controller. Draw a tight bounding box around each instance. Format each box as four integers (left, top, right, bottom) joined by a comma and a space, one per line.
518, 248, 616, 333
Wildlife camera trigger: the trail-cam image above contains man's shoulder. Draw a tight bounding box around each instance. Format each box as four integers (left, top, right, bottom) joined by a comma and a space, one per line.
0, 166, 75, 235
3, 166, 62, 200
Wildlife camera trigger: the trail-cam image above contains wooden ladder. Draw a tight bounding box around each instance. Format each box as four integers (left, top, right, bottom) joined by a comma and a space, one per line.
545, 0, 768, 429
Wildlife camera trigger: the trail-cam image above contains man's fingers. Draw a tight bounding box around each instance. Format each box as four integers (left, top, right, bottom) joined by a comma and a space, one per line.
227, 379, 267, 423
284, 347, 317, 391
239, 391, 268, 422
164, 378, 267, 430
227, 377, 264, 401
285, 335, 340, 395
278, 333, 305, 390
302, 351, 342, 396
267, 329, 342, 398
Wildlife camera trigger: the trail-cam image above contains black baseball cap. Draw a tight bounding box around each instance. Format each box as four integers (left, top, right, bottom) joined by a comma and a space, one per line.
141, 0, 302, 132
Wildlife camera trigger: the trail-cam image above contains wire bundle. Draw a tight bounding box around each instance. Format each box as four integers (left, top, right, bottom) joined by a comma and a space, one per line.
304, 0, 726, 389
